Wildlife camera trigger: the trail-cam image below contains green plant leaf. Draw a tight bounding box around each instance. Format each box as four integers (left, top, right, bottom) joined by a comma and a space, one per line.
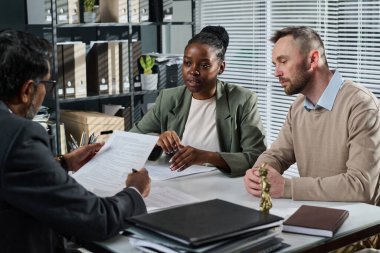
139, 55, 155, 74
84, 0, 95, 12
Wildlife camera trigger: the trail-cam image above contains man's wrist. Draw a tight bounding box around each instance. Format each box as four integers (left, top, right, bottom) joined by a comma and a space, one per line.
283, 178, 292, 198
128, 186, 143, 197
57, 154, 68, 171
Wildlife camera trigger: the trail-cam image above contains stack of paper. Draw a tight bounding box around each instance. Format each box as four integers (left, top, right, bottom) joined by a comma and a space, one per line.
126, 199, 284, 253
128, 228, 282, 253
145, 155, 217, 181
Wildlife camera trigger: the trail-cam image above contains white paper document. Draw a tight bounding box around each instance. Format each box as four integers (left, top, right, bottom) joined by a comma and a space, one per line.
128, 227, 281, 253
145, 187, 200, 212
72, 131, 158, 197
145, 156, 217, 181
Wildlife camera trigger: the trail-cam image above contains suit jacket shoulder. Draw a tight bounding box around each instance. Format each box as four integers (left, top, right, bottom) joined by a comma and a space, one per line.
0, 101, 147, 252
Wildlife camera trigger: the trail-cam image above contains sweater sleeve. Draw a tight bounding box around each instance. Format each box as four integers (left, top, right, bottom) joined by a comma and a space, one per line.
254, 104, 297, 174
291, 104, 380, 204
253, 104, 296, 198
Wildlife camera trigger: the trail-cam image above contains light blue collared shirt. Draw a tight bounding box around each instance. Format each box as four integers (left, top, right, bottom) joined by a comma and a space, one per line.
304, 70, 345, 111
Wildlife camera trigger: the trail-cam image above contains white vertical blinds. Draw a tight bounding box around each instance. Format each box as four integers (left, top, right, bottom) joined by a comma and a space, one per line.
196, 0, 380, 178
336, 1, 380, 98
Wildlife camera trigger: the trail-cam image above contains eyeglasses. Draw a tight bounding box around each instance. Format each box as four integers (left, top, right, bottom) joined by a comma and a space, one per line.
35, 80, 57, 93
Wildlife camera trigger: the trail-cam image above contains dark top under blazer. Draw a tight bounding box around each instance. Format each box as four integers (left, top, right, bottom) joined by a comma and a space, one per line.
0, 101, 146, 253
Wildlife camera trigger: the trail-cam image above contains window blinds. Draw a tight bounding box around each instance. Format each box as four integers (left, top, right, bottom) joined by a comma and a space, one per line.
195, 0, 380, 178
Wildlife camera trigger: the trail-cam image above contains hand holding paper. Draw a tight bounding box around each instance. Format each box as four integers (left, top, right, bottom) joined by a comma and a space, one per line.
72, 131, 158, 197
64, 142, 104, 172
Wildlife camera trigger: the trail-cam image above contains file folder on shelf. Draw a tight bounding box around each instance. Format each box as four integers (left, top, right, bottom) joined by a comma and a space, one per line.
172, 0, 192, 22
67, 0, 79, 24
57, 42, 87, 98
26, 0, 51, 24
99, 0, 128, 23
86, 42, 109, 96
131, 0, 140, 23
107, 41, 120, 95
62, 43, 76, 98
148, 0, 163, 22
57, 45, 65, 98
72, 43, 87, 98
166, 62, 184, 88
132, 40, 142, 79
163, 0, 173, 21
140, 0, 150, 22
119, 40, 130, 93
56, 0, 69, 24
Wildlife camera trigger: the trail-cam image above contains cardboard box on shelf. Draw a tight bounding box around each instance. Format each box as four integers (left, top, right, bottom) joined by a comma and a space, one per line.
60, 110, 124, 146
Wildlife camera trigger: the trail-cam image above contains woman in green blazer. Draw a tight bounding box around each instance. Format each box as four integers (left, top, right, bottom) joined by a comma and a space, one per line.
131, 26, 266, 177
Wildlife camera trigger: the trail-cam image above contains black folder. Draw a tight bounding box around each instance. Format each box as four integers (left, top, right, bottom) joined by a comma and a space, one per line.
127, 199, 283, 247
86, 42, 109, 96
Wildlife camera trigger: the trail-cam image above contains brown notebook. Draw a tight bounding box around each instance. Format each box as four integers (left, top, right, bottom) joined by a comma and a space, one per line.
282, 205, 349, 237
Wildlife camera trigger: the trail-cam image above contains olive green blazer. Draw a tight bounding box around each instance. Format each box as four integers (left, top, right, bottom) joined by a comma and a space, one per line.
130, 80, 266, 177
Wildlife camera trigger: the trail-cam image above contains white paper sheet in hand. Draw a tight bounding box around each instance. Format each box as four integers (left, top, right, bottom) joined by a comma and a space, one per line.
72, 131, 158, 197
145, 187, 200, 212
145, 156, 217, 181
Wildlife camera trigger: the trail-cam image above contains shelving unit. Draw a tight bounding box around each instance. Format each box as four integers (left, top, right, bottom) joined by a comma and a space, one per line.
0, 0, 194, 155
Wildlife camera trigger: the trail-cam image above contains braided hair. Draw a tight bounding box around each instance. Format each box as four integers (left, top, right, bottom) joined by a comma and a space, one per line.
186, 25, 229, 61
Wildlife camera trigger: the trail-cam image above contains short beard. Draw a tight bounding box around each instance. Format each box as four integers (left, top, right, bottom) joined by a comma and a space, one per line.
25, 94, 39, 120
283, 60, 312, 96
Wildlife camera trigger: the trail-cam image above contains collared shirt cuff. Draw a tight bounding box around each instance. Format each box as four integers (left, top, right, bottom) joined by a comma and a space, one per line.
128, 186, 143, 198
283, 178, 292, 198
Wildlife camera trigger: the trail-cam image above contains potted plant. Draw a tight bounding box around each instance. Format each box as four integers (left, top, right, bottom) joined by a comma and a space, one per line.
139, 55, 158, 90
83, 0, 96, 23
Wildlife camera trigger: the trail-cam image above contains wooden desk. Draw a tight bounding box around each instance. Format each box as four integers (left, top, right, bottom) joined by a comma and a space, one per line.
82, 171, 380, 252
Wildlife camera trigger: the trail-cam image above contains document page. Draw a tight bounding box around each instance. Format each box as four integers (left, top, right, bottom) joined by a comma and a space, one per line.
145, 187, 200, 212
72, 131, 158, 197
146, 156, 217, 181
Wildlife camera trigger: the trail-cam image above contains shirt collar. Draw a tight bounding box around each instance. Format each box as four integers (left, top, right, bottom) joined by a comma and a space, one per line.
0, 100, 13, 113
304, 70, 345, 111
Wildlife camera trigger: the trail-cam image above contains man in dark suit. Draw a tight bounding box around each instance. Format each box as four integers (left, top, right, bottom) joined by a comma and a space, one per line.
0, 29, 151, 252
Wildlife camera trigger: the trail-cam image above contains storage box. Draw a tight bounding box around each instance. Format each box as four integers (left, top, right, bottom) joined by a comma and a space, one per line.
99, 0, 128, 23
60, 110, 124, 145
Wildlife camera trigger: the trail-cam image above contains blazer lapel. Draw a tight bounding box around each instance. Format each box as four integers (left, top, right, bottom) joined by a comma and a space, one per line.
215, 80, 232, 152
167, 87, 192, 138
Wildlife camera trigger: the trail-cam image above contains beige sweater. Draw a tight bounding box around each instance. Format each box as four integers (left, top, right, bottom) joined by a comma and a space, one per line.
255, 81, 380, 205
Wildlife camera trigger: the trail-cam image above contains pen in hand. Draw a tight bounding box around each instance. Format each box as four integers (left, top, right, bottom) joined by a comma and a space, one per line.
132, 168, 138, 173
69, 133, 79, 150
